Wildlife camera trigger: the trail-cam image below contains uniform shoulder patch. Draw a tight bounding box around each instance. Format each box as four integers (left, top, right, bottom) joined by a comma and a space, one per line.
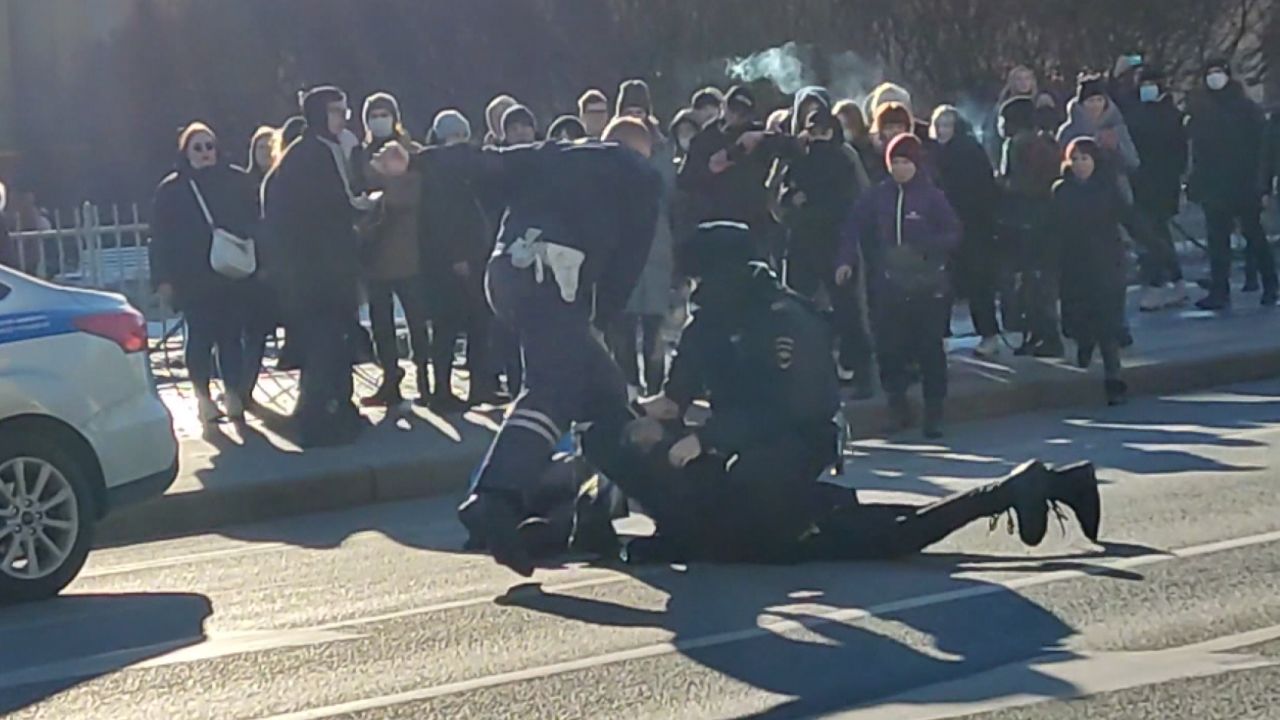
774, 336, 796, 370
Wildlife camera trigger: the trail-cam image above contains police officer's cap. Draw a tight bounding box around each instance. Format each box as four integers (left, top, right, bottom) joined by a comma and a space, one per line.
680, 220, 759, 279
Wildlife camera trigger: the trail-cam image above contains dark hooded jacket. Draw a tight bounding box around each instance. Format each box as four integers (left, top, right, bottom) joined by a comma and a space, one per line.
934, 119, 999, 243
778, 137, 861, 268
677, 118, 772, 229
150, 160, 256, 310
262, 87, 362, 314
1053, 163, 1132, 345
1127, 90, 1188, 219
1187, 79, 1268, 207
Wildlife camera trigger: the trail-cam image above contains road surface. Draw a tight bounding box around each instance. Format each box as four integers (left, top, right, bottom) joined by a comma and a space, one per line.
4, 380, 1280, 719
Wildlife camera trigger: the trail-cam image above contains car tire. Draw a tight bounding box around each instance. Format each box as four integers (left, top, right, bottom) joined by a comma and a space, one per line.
0, 431, 96, 605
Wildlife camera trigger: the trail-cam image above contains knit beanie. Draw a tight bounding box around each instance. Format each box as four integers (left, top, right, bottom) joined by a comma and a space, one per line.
299, 85, 347, 135
616, 79, 654, 117
886, 133, 924, 168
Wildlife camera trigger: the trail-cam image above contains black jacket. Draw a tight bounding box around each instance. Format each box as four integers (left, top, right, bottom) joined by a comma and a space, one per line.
934, 132, 999, 242
1187, 81, 1267, 207
416, 143, 493, 279
1127, 95, 1188, 218
665, 269, 839, 455
778, 138, 861, 265
1053, 171, 1132, 345
262, 131, 361, 315
678, 120, 773, 227
419, 140, 662, 325
1263, 110, 1280, 198
150, 164, 256, 309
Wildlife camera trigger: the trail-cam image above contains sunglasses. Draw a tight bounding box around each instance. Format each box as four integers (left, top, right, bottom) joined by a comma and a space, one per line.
192, 143, 216, 153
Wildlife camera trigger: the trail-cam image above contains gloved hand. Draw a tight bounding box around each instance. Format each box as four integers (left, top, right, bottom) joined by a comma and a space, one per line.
668, 433, 703, 468
640, 394, 681, 421
835, 264, 855, 286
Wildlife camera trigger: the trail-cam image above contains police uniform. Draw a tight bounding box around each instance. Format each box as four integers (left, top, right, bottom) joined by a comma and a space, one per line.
446, 140, 661, 574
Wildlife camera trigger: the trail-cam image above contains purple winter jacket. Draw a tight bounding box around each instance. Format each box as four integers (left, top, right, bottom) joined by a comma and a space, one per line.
837, 174, 961, 301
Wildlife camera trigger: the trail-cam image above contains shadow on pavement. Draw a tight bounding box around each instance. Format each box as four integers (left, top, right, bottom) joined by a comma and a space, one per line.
0, 592, 211, 714
500, 558, 1093, 719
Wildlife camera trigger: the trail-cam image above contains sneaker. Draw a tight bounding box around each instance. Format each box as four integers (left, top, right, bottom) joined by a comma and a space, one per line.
1049, 462, 1101, 543
1138, 286, 1165, 312
974, 336, 1001, 359
197, 396, 222, 424
458, 492, 534, 577
569, 487, 621, 558
1195, 295, 1230, 311
1164, 281, 1190, 307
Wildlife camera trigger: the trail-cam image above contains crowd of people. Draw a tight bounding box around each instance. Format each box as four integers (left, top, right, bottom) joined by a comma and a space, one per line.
140, 55, 1280, 455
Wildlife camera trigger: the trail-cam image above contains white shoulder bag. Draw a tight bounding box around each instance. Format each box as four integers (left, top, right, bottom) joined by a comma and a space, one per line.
190, 179, 257, 279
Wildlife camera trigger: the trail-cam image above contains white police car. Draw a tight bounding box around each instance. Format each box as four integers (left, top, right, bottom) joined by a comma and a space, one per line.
0, 267, 177, 603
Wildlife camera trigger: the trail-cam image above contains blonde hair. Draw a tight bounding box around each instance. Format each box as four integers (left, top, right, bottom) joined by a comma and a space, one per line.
249, 125, 280, 173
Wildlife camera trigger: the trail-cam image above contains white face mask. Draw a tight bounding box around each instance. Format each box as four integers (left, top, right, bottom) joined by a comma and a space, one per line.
1206, 72, 1229, 91
1139, 84, 1160, 103
368, 117, 395, 139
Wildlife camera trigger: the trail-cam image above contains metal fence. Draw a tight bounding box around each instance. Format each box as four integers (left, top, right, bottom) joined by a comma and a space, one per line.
8, 203, 159, 314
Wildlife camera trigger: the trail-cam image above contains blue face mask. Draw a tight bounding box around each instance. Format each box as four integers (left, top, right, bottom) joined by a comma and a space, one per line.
1139, 85, 1160, 103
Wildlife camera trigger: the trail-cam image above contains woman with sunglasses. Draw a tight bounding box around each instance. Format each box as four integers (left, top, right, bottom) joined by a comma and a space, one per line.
151, 121, 258, 424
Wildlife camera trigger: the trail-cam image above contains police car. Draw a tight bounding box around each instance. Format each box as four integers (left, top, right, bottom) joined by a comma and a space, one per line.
0, 267, 177, 603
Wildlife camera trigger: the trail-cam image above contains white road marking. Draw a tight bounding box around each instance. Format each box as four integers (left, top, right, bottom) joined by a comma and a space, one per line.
251, 528, 1280, 720
827, 625, 1280, 719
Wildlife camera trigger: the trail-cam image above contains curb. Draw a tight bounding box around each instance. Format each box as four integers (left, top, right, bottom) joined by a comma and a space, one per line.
97, 344, 1280, 546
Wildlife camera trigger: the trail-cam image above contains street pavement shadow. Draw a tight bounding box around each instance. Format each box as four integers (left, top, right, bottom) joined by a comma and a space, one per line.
0, 592, 211, 714
499, 559, 1084, 718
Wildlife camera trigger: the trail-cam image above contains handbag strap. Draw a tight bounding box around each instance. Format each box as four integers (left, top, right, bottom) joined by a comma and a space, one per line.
188, 179, 215, 229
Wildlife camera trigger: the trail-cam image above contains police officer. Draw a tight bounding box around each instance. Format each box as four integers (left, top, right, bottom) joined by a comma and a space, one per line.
379, 118, 662, 576
573, 221, 1102, 565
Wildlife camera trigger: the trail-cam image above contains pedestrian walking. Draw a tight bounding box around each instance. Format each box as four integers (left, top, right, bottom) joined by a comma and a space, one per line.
1187, 59, 1277, 309
931, 105, 1001, 358
352, 92, 431, 407
150, 122, 258, 424
1053, 138, 1131, 406
836, 134, 961, 439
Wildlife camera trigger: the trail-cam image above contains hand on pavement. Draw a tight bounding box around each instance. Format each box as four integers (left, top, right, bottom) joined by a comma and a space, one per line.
624, 417, 665, 452
668, 433, 703, 468
641, 394, 681, 421
835, 265, 854, 286
709, 150, 734, 174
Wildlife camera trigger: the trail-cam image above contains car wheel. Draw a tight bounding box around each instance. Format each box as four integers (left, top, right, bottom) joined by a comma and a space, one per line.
0, 433, 96, 604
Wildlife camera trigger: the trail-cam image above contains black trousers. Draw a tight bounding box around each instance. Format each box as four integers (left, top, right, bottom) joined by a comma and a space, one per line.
1205, 200, 1276, 299
874, 295, 948, 402
786, 251, 874, 382
1004, 199, 1060, 343
367, 276, 430, 383
1132, 205, 1183, 287
607, 313, 665, 395
951, 232, 1002, 339
184, 296, 248, 400
427, 268, 496, 400
293, 306, 358, 446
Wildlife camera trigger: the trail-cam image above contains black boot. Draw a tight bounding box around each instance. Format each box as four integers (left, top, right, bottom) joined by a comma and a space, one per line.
361, 367, 404, 407
458, 491, 534, 577
997, 460, 1051, 547
923, 400, 944, 440
1050, 462, 1101, 543
1105, 378, 1128, 406
1196, 294, 1230, 311
887, 394, 916, 432
569, 479, 621, 558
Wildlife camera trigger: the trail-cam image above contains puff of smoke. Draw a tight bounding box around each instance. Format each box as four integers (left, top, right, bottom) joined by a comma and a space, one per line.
726, 41, 816, 95
827, 50, 885, 109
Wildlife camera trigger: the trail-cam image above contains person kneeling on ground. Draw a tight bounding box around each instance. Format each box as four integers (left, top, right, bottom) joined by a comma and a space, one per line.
537, 221, 1102, 567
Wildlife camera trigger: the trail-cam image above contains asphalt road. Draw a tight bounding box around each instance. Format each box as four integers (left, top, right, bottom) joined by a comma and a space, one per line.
4, 380, 1280, 719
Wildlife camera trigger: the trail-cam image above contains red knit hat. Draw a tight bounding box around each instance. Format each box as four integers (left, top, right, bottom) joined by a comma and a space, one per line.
886, 133, 924, 168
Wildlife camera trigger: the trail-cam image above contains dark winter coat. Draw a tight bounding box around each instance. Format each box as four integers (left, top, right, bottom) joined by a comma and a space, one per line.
354, 137, 425, 282
1001, 130, 1060, 201
1262, 110, 1280, 198
1127, 93, 1188, 219
150, 164, 256, 310
677, 120, 773, 228
934, 132, 999, 243
1186, 81, 1268, 208
1052, 170, 1130, 345
417, 143, 493, 272
778, 138, 862, 269
838, 174, 962, 306
262, 131, 362, 315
